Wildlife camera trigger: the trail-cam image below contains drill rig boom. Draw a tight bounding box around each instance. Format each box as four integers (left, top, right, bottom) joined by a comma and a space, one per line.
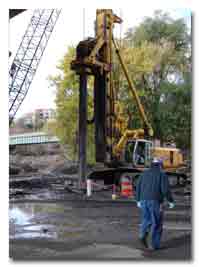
71, 9, 153, 164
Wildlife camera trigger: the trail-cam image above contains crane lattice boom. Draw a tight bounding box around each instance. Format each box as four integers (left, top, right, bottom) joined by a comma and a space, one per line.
9, 9, 61, 124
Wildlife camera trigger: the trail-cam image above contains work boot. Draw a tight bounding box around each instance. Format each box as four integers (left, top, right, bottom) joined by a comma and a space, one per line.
139, 233, 149, 249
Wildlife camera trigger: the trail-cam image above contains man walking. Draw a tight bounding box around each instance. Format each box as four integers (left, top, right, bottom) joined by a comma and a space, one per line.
136, 158, 175, 250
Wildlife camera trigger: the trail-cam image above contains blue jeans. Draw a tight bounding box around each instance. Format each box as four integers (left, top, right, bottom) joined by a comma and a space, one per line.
139, 200, 163, 249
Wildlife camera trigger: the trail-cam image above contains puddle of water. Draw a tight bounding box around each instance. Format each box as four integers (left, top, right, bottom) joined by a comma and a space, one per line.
9, 203, 83, 240
23, 224, 53, 232
9, 203, 67, 218
11, 231, 57, 239
9, 207, 31, 225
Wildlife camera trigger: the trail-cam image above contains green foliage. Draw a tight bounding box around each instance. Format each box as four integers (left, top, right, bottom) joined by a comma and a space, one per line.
126, 10, 190, 50
118, 11, 191, 149
48, 46, 95, 163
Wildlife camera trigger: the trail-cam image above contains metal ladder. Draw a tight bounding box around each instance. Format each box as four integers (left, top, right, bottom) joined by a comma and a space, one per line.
9, 9, 61, 124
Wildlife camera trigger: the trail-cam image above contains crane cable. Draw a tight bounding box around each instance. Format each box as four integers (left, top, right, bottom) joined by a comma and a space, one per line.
83, 8, 85, 39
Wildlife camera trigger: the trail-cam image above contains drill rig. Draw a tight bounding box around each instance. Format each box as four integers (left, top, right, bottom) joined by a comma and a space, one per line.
71, 9, 185, 186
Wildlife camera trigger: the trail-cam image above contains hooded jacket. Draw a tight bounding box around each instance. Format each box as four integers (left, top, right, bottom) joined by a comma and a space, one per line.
136, 163, 174, 203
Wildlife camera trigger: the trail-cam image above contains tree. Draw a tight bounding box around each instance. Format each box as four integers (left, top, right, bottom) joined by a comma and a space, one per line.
116, 11, 191, 149
48, 46, 95, 162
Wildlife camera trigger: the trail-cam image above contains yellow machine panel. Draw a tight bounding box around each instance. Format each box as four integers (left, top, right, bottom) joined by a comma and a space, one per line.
152, 147, 184, 169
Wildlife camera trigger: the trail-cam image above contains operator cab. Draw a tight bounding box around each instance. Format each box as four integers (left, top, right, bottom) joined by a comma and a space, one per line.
124, 139, 153, 167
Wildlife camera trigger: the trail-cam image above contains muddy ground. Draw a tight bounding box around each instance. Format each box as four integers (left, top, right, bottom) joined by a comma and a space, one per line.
9, 176, 192, 261
9, 144, 192, 261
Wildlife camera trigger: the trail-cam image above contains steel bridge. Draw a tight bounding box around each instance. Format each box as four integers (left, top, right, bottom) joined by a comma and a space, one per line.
9, 132, 59, 146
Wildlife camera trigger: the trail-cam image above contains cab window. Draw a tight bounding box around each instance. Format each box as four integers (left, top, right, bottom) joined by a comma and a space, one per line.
135, 141, 145, 165
124, 141, 135, 163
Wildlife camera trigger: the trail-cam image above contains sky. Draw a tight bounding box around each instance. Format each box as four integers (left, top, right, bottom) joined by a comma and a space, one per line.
9, 8, 191, 118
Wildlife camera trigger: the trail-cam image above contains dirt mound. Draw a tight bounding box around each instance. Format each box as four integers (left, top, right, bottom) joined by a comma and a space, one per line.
9, 143, 94, 177
9, 143, 68, 176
